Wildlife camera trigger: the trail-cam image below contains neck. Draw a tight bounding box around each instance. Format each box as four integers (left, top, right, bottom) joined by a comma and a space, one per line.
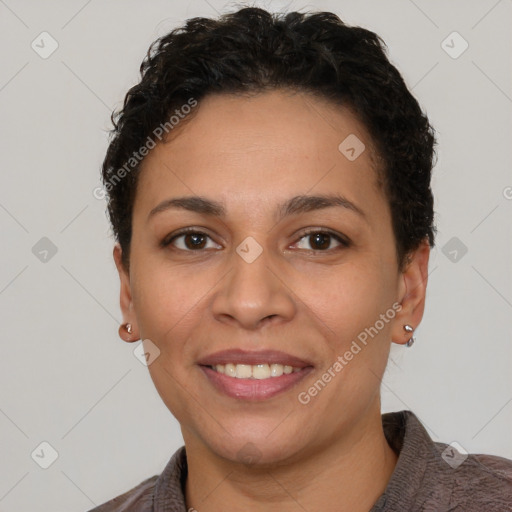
184, 407, 398, 512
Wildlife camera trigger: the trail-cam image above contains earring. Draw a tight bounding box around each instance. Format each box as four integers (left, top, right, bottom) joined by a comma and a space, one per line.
118, 322, 137, 343
403, 324, 415, 347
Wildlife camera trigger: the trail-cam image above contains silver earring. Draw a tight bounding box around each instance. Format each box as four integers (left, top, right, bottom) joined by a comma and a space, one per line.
125, 323, 133, 335
403, 324, 415, 347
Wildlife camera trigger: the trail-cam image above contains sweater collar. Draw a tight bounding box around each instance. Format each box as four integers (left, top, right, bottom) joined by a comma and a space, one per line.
153, 410, 435, 511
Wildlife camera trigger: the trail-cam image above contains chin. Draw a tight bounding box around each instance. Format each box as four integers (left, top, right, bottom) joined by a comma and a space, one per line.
198, 419, 310, 467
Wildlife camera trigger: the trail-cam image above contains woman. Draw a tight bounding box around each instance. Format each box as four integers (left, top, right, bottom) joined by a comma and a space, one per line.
90, 7, 512, 511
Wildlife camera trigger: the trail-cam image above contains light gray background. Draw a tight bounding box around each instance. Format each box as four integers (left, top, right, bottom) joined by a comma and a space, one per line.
1, 0, 511, 511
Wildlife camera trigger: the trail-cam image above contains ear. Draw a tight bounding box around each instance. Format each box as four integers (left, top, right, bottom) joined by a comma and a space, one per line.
113, 243, 139, 343
391, 239, 430, 345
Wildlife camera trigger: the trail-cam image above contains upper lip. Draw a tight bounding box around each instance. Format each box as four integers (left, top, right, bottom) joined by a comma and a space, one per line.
197, 349, 313, 368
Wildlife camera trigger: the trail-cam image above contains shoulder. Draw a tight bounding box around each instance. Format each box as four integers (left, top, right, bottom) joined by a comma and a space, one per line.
86, 446, 188, 512
86, 475, 158, 512
443, 450, 512, 509
378, 411, 512, 511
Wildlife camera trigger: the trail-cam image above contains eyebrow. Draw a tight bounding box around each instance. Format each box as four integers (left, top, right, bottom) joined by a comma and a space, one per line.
148, 193, 366, 223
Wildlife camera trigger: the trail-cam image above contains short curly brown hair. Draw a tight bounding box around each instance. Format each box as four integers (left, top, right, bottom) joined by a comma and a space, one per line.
101, 7, 436, 271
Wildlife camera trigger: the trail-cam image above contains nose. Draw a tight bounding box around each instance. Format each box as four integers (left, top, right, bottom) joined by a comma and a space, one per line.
211, 242, 296, 331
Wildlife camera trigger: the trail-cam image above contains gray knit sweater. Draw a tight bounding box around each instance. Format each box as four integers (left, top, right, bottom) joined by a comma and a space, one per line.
88, 410, 512, 511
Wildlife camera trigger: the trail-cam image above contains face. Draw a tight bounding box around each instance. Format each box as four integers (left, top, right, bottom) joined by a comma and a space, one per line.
115, 89, 429, 466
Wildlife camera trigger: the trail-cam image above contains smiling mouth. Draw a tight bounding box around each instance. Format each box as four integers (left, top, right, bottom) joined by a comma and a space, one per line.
198, 349, 314, 400
208, 363, 302, 379
200, 363, 313, 401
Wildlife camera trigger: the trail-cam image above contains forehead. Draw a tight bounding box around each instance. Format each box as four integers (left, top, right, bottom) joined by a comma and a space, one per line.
135, 90, 385, 218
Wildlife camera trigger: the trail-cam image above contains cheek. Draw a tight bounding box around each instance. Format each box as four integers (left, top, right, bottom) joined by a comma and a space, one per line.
298, 260, 396, 345
131, 257, 208, 338
130, 263, 204, 418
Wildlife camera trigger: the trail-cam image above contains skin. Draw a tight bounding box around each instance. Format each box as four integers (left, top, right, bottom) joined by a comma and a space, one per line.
114, 89, 430, 511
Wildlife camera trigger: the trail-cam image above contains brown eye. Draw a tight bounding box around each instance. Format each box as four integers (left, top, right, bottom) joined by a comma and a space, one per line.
308, 233, 331, 250
183, 233, 207, 250
294, 230, 349, 252
163, 230, 221, 251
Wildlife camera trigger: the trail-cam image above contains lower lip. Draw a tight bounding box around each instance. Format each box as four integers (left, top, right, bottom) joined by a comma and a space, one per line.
200, 365, 313, 401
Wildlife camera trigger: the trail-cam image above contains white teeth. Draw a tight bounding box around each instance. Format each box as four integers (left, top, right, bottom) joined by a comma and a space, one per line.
252, 364, 270, 379
235, 364, 252, 379
212, 363, 302, 379
225, 363, 236, 377
270, 363, 283, 377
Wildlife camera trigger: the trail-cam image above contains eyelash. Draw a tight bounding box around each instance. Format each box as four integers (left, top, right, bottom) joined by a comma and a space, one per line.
161, 227, 351, 253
